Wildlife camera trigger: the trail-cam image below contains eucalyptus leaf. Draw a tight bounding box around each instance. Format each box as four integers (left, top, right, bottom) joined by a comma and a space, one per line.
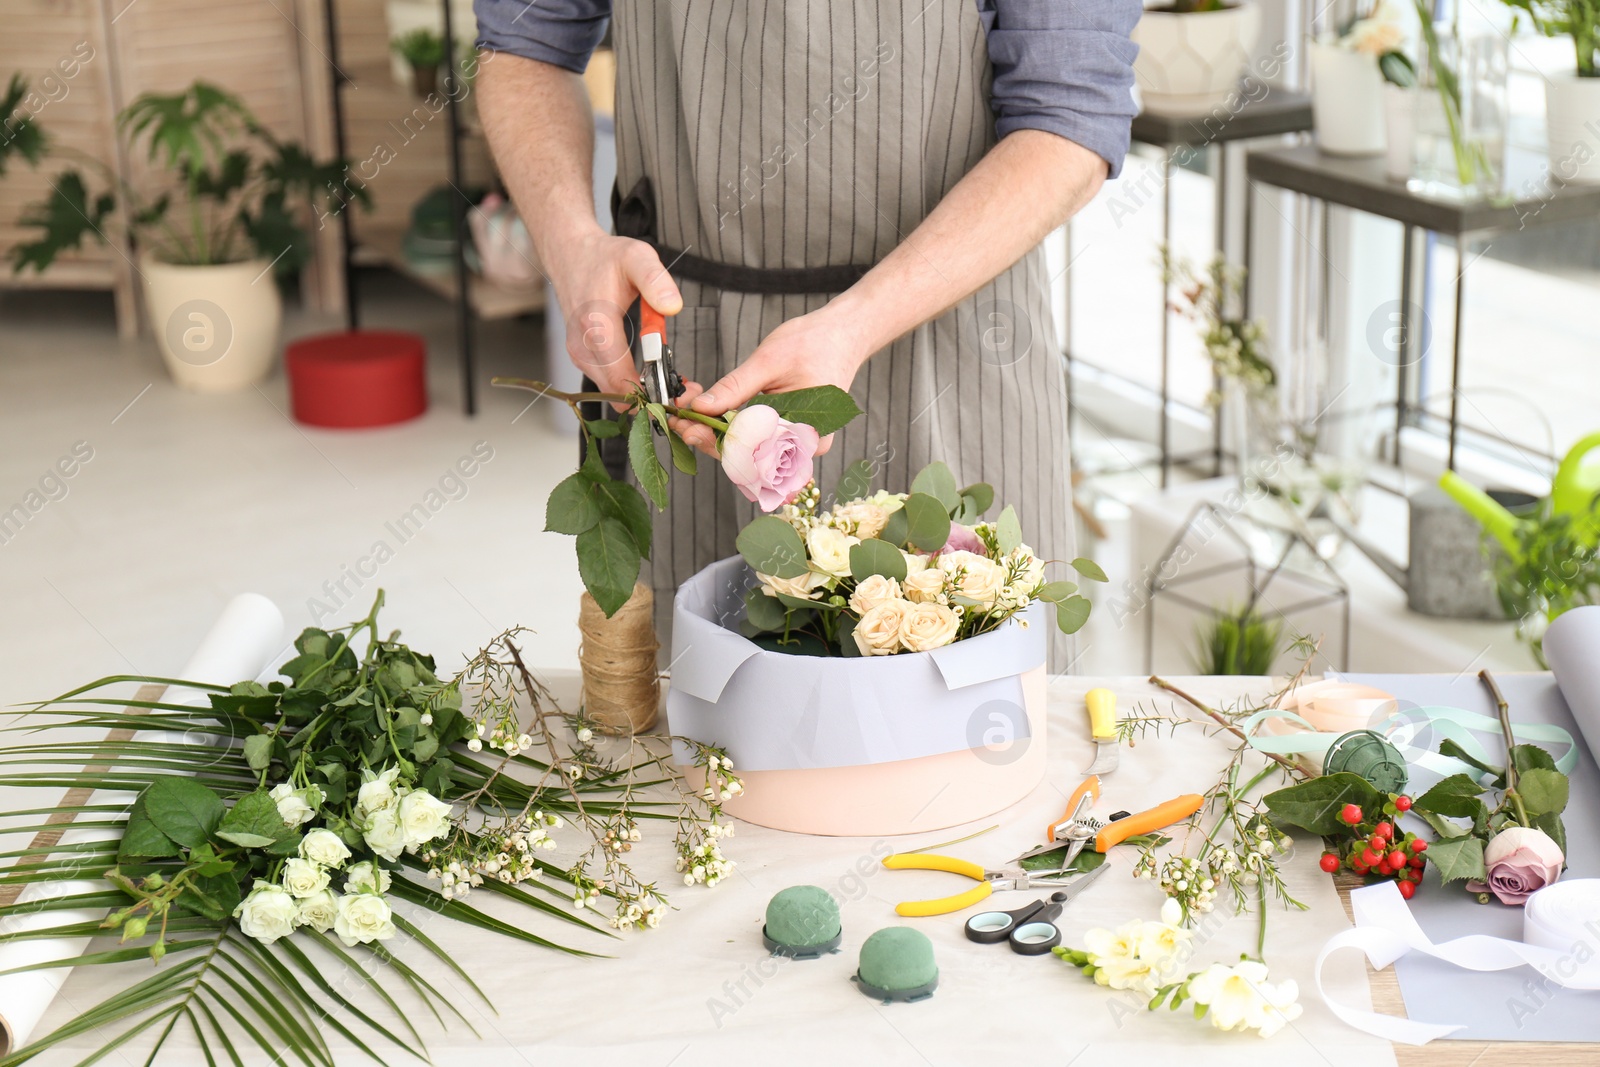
849, 538, 908, 582
743, 587, 788, 632
901, 493, 952, 553
1055, 596, 1092, 635
736, 515, 809, 578
910, 462, 959, 511
995, 505, 1023, 553
1071, 557, 1109, 582
958, 482, 994, 516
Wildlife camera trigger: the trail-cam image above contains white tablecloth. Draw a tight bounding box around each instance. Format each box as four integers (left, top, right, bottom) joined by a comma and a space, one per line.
25, 676, 1392, 1066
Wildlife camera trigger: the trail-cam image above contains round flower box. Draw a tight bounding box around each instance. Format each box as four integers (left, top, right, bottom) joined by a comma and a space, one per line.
665, 557, 1049, 837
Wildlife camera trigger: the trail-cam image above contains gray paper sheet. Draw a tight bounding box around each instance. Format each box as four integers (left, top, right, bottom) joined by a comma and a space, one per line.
1343, 670, 1600, 1042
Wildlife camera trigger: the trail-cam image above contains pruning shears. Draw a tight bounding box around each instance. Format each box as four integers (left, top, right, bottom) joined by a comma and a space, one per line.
637, 298, 686, 410
1015, 775, 1204, 867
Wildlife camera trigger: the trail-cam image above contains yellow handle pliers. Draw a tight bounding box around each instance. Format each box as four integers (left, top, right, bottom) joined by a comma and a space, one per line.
883, 852, 1108, 917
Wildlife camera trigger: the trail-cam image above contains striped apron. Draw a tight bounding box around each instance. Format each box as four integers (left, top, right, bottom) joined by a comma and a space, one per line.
609, 0, 1076, 666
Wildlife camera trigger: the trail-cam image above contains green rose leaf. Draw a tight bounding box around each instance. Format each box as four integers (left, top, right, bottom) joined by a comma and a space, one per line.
902, 492, 952, 553
1510, 744, 1558, 776
177, 870, 242, 922
1530, 810, 1568, 856
1072, 557, 1109, 582
1263, 772, 1382, 836
839, 616, 862, 657
1415, 774, 1488, 821
737, 515, 809, 578
666, 431, 698, 476
1428, 835, 1487, 884
748, 385, 862, 436
1437, 738, 1503, 781
242, 733, 273, 772
585, 417, 622, 439
187, 842, 235, 878
576, 516, 643, 617
995, 505, 1023, 554
118, 796, 181, 861
910, 462, 960, 512
1517, 768, 1569, 818
140, 777, 225, 850
593, 479, 653, 560
215, 790, 298, 853
743, 586, 788, 631
835, 459, 874, 502
1036, 581, 1078, 604
1055, 595, 1092, 635
545, 473, 601, 535
850, 538, 909, 583
628, 411, 670, 510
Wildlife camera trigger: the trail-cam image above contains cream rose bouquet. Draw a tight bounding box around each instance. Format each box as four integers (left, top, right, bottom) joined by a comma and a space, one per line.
734, 460, 1107, 656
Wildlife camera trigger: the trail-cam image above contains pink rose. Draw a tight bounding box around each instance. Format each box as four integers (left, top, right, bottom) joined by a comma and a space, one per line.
719, 404, 819, 512
1465, 826, 1564, 905
939, 524, 986, 555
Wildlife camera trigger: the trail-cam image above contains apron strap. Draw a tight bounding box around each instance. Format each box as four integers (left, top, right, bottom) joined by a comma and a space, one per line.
612, 178, 873, 296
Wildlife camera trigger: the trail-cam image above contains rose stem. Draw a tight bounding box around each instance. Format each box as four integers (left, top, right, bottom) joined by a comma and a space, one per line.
491, 377, 728, 431
1148, 675, 1306, 780
1478, 669, 1529, 826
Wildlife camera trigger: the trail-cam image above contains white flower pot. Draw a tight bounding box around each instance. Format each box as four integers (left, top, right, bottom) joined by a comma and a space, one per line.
1310, 42, 1387, 157
1383, 84, 1415, 181
142, 258, 282, 392
1131, 4, 1262, 116
1545, 73, 1600, 184
666, 557, 1049, 836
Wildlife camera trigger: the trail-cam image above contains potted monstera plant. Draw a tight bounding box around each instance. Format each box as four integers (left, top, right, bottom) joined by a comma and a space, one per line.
10, 81, 365, 391
1132, 0, 1263, 114
1501, 0, 1600, 182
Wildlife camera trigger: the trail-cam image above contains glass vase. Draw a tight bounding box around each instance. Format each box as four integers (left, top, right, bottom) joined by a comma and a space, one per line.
1409, 28, 1509, 202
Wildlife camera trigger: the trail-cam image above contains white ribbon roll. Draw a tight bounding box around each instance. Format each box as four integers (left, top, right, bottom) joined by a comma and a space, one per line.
0, 593, 285, 1056
1316, 879, 1600, 1044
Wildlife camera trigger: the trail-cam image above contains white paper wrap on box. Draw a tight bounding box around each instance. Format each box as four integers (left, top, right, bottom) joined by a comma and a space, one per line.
0, 593, 284, 1056
666, 557, 1046, 771
1541, 604, 1600, 759
1316, 879, 1600, 1044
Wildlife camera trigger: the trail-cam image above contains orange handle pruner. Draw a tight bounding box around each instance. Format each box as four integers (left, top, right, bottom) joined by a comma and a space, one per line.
636, 298, 683, 405
1045, 775, 1101, 844
1094, 794, 1204, 851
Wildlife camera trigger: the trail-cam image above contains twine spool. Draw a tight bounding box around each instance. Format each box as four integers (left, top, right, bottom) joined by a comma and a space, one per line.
578, 582, 660, 735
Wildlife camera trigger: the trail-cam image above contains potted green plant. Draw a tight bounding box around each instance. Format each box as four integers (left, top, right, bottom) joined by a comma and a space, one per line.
1132, 0, 1263, 115
1490, 501, 1600, 666
1499, 0, 1600, 181
10, 80, 365, 391
1192, 603, 1284, 675
391, 28, 446, 97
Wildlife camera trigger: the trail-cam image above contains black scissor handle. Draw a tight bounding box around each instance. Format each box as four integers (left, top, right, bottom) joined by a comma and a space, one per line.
964, 890, 1069, 945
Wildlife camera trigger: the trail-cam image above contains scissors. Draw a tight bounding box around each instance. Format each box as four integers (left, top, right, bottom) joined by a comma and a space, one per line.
963, 864, 1108, 955
637, 299, 686, 412
883, 848, 1104, 918
1016, 775, 1204, 867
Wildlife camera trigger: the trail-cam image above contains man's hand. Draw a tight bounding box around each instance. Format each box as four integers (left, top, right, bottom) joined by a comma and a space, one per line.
669, 306, 869, 456
552, 231, 683, 404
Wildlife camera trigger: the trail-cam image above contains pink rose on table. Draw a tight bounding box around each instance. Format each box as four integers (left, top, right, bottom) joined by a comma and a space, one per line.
939, 523, 986, 555
718, 404, 819, 512
1466, 826, 1565, 905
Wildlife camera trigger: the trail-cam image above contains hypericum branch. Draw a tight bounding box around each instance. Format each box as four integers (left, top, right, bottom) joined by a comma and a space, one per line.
491, 377, 729, 432
1148, 675, 1307, 780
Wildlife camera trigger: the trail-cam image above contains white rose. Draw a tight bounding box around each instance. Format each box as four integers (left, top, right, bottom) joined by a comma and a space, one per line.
901, 551, 931, 575
299, 828, 352, 868
397, 789, 454, 850
938, 551, 1006, 607
853, 600, 912, 656
343, 860, 393, 896
281, 857, 332, 899
233, 881, 298, 944
268, 782, 317, 827
354, 766, 401, 822
295, 889, 340, 933
902, 567, 948, 604
898, 602, 960, 652
363, 809, 406, 863
757, 569, 831, 601
848, 574, 902, 615
832, 502, 889, 539
334, 891, 397, 948
1347, 15, 1405, 55
805, 525, 859, 579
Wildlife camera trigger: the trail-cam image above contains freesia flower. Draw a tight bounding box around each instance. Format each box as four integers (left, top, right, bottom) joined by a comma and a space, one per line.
234, 881, 298, 944
719, 404, 819, 512
1187, 961, 1304, 1037
1467, 825, 1565, 905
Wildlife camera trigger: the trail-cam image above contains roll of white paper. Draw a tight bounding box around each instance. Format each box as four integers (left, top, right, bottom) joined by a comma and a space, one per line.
1317, 879, 1600, 1044
1542, 604, 1600, 761
0, 593, 285, 1055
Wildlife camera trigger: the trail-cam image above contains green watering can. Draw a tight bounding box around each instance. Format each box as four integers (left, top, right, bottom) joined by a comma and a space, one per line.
1438, 431, 1600, 557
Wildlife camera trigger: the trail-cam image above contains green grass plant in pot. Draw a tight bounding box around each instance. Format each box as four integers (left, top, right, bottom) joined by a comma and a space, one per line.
1500, 0, 1600, 181
391, 28, 446, 97
9, 80, 367, 391
1192, 603, 1283, 676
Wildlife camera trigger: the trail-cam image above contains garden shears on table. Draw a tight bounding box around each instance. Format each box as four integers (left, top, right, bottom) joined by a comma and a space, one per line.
1015, 775, 1204, 867
883, 845, 1108, 918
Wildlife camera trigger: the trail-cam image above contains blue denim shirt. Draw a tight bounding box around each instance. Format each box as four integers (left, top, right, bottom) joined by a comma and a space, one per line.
473, 0, 1140, 177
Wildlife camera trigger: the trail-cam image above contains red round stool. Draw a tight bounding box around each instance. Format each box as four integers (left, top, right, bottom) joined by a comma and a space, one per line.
286, 330, 428, 428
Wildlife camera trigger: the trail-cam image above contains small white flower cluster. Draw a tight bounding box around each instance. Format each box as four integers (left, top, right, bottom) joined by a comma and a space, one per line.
1137, 854, 1222, 917
465, 717, 536, 758
351, 766, 454, 863
676, 823, 735, 888
608, 894, 667, 931
421, 810, 562, 900
1134, 823, 1293, 921
603, 818, 641, 854
699, 753, 744, 803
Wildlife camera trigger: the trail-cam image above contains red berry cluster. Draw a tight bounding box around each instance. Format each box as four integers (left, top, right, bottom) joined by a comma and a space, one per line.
1317, 795, 1428, 900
